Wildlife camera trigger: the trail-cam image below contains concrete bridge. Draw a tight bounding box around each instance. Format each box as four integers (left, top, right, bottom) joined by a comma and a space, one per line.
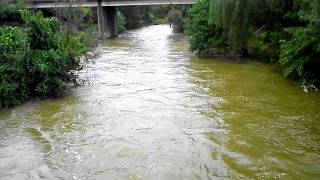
20, 0, 196, 38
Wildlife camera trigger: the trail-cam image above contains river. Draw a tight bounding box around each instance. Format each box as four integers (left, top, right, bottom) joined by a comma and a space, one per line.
0, 25, 319, 179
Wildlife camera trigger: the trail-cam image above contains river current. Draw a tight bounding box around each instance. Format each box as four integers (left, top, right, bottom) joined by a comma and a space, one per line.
0, 25, 319, 179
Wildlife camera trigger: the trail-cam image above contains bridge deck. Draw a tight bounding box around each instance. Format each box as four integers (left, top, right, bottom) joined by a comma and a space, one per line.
17, 0, 196, 8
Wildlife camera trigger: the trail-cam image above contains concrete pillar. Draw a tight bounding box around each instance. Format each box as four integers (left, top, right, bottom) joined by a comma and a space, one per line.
97, 3, 117, 39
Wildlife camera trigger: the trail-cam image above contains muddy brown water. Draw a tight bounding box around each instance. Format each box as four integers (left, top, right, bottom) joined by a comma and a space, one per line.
0, 25, 319, 179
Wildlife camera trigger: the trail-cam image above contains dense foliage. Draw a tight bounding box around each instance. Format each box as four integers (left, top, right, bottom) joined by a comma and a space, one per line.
185, 0, 229, 56
116, 11, 126, 34
278, 1, 320, 88
186, 0, 320, 89
0, 9, 89, 108
0, 27, 29, 107
0, 1, 25, 22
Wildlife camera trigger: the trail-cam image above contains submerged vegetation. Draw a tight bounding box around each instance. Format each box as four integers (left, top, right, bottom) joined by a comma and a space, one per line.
0, 4, 90, 108
185, 0, 320, 89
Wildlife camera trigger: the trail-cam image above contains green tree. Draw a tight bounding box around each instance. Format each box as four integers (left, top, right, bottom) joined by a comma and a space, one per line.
185, 0, 229, 56
209, 0, 254, 56
278, 0, 320, 88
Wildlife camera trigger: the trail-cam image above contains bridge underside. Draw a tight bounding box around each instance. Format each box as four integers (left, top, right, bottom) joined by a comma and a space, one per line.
26, 0, 195, 8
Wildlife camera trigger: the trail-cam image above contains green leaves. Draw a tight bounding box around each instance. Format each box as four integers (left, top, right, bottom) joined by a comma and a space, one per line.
279, 15, 320, 88
21, 10, 60, 50
269, 0, 320, 89
185, 0, 229, 57
0, 26, 29, 107
0, 27, 28, 62
116, 11, 126, 34
0, 0, 25, 20
0, 9, 87, 107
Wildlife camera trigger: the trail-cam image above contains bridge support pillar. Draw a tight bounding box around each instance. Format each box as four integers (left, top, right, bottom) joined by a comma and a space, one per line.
97, 5, 117, 39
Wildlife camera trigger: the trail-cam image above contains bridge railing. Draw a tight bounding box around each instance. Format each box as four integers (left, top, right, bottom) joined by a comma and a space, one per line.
9, 0, 196, 8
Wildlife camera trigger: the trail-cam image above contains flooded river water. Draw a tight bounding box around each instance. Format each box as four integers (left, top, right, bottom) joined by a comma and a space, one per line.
0, 25, 319, 179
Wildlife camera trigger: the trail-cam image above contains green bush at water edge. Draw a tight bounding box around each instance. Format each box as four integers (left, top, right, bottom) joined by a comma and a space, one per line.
0, 10, 89, 107
0, 27, 29, 107
116, 11, 126, 34
185, 0, 229, 57
278, 4, 320, 88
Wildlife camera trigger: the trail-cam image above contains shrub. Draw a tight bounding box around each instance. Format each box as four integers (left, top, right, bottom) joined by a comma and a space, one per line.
279, 14, 320, 88
185, 0, 229, 57
28, 49, 69, 97
59, 31, 90, 57
116, 11, 126, 34
21, 10, 83, 98
0, 9, 88, 107
0, 26, 29, 107
0, 1, 25, 21
21, 10, 60, 50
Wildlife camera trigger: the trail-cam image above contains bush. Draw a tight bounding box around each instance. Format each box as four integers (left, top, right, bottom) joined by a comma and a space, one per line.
21, 10, 83, 98
0, 1, 25, 21
185, 0, 229, 57
116, 11, 126, 34
279, 14, 320, 88
0, 9, 88, 107
28, 49, 69, 97
59, 31, 90, 57
21, 10, 60, 50
0, 26, 29, 107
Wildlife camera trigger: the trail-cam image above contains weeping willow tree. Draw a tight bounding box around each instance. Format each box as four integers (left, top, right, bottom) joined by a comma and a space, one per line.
207, 0, 304, 56
209, 0, 253, 56
187, 0, 317, 57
